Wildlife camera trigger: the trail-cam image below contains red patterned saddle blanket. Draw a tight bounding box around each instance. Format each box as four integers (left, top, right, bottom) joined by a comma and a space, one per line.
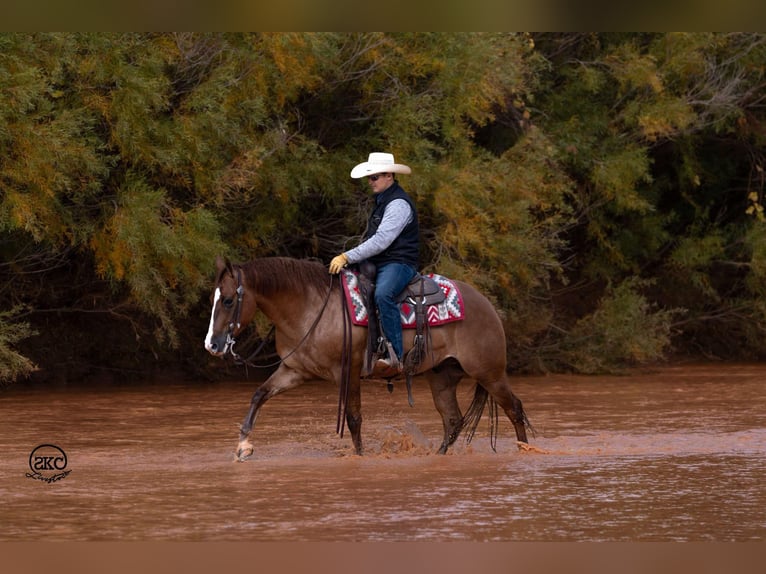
340, 269, 465, 328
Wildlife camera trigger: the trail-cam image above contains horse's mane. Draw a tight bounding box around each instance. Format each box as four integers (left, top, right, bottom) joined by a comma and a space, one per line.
239, 257, 337, 298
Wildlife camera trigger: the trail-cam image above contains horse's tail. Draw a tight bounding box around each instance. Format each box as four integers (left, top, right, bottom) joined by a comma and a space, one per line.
461, 384, 499, 451
462, 384, 534, 452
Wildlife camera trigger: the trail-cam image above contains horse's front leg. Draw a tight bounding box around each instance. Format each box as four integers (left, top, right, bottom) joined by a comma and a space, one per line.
237, 365, 305, 461
344, 375, 363, 455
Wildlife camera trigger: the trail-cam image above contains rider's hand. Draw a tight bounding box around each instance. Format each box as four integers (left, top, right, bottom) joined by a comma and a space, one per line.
329, 253, 348, 274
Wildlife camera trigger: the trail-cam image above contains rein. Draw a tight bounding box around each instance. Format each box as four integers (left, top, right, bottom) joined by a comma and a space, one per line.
226, 269, 336, 370
336, 282, 353, 438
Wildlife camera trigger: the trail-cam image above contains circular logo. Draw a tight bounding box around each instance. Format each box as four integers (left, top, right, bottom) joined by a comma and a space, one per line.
27, 444, 70, 483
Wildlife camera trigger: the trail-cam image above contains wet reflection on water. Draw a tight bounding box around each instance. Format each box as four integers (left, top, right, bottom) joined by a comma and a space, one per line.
1, 364, 764, 540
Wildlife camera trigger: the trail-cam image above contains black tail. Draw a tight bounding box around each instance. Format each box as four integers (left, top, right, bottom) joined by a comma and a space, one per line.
462, 384, 533, 452
462, 385, 494, 448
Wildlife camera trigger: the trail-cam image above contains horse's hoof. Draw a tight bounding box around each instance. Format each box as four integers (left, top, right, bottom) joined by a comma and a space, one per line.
236, 440, 254, 462
236, 448, 253, 462
517, 441, 549, 454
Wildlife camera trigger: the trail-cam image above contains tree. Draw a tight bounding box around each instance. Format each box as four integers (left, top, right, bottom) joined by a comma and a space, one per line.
530, 32, 766, 368
3, 32, 766, 384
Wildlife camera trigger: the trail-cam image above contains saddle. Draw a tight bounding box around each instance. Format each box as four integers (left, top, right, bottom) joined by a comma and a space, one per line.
357, 264, 445, 406
397, 275, 446, 306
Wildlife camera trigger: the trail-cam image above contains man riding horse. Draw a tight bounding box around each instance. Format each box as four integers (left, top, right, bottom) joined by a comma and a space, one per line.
329, 152, 419, 379
206, 152, 530, 459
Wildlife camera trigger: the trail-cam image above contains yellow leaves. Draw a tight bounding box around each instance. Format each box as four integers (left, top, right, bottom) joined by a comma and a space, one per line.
746, 190, 765, 220
429, 151, 566, 301
266, 33, 314, 75
636, 97, 696, 141
607, 46, 663, 96
259, 33, 322, 108
638, 114, 674, 142
91, 230, 127, 280
591, 146, 653, 212
647, 71, 663, 93
89, 177, 224, 345
0, 307, 38, 386
1, 169, 67, 243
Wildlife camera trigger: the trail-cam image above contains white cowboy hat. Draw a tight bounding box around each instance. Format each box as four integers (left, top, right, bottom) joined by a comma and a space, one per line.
350, 152, 411, 179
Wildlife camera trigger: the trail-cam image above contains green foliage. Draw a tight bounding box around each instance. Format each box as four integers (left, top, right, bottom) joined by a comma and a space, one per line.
745, 223, 766, 296
3, 32, 766, 383
561, 278, 676, 374
667, 230, 725, 299
90, 175, 225, 345
425, 128, 573, 311
526, 32, 766, 370
0, 34, 109, 245
0, 307, 37, 386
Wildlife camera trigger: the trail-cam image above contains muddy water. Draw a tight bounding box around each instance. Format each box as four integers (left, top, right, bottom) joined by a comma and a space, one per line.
1, 363, 764, 541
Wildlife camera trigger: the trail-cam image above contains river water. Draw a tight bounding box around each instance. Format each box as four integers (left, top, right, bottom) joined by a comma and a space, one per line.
1, 363, 764, 541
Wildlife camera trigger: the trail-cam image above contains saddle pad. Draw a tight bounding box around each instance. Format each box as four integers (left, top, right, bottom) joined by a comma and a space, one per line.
341, 269, 464, 328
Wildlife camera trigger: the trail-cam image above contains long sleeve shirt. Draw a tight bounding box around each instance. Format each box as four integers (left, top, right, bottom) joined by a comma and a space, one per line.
345, 199, 413, 264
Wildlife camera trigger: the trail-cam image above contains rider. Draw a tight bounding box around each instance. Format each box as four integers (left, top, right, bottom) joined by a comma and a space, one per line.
329, 152, 420, 378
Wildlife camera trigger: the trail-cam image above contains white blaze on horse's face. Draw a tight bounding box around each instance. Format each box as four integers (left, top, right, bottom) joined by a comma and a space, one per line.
204, 287, 224, 355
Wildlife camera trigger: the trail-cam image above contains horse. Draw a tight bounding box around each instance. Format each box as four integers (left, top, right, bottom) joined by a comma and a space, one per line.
204, 256, 530, 461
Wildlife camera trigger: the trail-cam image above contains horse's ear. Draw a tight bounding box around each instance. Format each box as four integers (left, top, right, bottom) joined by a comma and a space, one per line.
215, 255, 226, 275
214, 256, 234, 279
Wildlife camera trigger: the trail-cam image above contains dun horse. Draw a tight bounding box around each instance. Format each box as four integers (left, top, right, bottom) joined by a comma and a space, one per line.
204, 256, 529, 461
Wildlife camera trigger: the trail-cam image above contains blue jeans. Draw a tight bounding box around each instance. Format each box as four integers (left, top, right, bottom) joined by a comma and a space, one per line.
374, 262, 417, 361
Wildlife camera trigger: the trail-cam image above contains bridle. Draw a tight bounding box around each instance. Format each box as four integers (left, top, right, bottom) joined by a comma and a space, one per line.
220, 265, 335, 369
222, 267, 246, 355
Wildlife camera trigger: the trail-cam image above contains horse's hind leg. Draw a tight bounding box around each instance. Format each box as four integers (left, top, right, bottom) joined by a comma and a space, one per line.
504, 390, 529, 444
482, 374, 529, 444
236, 365, 305, 461
427, 358, 466, 454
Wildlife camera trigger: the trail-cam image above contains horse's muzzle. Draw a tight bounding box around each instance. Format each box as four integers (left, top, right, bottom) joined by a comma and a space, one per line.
204, 342, 224, 356
204, 333, 231, 357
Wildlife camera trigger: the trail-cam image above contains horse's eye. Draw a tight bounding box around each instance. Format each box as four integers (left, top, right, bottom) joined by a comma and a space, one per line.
222, 298, 234, 309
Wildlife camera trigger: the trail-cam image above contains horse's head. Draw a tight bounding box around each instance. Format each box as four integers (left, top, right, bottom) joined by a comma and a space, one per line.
204, 256, 254, 357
